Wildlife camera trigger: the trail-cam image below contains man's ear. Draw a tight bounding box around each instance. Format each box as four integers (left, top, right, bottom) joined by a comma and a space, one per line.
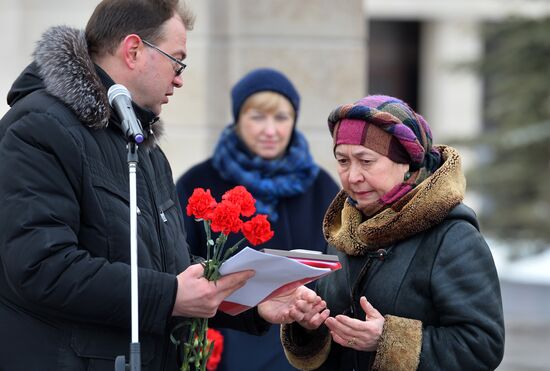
120, 34, 142, 70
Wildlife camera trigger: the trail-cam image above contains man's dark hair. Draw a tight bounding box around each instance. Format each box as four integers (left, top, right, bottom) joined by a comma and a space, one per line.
85, 0, 194, 58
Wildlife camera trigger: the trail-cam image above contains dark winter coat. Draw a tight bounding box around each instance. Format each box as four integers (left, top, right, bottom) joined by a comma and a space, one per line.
176, 158, 339, 371
0, 26, 266, 371
281, 146, 505, 371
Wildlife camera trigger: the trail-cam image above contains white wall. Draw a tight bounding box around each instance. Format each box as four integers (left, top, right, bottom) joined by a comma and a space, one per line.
364, 0, 550, 21
0, 0, 98, 117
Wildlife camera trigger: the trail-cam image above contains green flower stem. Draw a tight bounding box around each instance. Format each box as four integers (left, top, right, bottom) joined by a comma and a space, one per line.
199, 317, 209, 366
181, 224, 250, 370
222, 237, 246, 261
202, 220, 213, 261
181, 317, 210, 371
213, 234, 228, 263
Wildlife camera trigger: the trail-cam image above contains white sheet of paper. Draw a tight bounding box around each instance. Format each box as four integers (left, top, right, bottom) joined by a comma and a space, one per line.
218, 247, 331, 307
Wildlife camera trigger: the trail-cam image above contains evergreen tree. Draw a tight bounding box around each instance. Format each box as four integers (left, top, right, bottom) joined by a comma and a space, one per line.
465, 17, 550, 249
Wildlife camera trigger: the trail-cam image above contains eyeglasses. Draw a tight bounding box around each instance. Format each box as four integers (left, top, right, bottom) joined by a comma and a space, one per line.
142, 39, 187, 76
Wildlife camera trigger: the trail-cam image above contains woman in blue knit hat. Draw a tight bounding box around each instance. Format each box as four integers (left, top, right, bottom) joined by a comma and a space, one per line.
280, 95, 504, 371
176, 68, 339, 371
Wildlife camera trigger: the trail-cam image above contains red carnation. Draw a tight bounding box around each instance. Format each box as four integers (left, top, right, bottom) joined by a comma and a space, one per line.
186, 188, 217, 221
182, 186, 274, 370
222, 185, 256, 217
242, 214, 274, 246
210, 201, 243, 235
206, 328, 224, 371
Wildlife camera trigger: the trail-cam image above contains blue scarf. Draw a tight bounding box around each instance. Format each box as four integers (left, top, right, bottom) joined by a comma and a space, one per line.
212, 126, 320, 221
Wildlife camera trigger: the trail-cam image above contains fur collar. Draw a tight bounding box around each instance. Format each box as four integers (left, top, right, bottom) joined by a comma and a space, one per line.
323, 145, 466, 255
32, 25, 162, 147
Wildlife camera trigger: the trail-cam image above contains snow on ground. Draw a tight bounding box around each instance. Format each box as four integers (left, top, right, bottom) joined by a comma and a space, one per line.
488, 238, 550, 285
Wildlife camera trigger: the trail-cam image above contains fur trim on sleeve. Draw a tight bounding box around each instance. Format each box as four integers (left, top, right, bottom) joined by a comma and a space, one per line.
281, 323, 331, 370
372, 315, 422, 371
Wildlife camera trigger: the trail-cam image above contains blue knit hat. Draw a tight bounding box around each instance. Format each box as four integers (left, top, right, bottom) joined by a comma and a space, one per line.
231, 68, 300, 123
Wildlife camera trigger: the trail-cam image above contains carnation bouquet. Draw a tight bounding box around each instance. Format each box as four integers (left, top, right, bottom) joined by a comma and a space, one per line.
175, 186, 274, 371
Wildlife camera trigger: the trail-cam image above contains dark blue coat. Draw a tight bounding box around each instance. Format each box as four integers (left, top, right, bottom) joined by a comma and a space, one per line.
176, 158, 339, 371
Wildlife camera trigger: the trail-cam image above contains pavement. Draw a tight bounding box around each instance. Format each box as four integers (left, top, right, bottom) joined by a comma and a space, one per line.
497, 280, 550, 371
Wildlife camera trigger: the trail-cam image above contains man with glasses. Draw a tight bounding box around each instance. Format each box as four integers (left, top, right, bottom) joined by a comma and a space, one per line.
142, 39, 187, 77
0, 1, 325, 370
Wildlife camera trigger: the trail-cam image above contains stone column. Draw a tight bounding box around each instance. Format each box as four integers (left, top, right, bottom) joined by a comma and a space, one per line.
419, 20, 483, 143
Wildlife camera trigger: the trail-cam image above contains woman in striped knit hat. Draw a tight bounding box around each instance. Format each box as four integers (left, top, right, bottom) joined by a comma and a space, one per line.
281, 95, 504, 371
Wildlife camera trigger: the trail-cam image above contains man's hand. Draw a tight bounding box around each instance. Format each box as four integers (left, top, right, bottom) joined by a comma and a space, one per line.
172, 264, 255, 318
257, 286, 329, 325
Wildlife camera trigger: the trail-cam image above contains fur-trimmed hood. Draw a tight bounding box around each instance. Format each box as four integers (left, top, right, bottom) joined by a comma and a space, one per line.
7, 26, 162, 146
323, 145, 466, 255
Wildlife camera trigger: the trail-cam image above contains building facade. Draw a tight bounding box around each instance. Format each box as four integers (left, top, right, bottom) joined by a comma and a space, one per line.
1, 0, 549, 178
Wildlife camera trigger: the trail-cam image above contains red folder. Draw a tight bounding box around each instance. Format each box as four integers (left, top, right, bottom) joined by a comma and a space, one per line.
261, 249, 342, 271
218, 248, 341, 315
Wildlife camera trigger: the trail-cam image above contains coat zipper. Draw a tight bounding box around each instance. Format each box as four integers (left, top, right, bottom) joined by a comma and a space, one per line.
140, 157, 171, 370
350, 248, 390, 312
349, 248, 390, 370
140, 163, 168, 273
350, 259, 374, 317
349, 258, 374, 371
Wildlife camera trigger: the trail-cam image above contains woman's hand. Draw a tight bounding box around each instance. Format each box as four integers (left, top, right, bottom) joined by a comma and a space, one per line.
324, 296, 384, 351
258, 286, 329, 326
292, 286, 330, 330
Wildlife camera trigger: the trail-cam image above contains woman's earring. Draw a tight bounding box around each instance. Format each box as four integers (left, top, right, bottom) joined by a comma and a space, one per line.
404, 171, 411, 181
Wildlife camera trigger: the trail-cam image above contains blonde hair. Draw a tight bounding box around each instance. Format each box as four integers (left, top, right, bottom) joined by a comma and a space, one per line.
239, 92, 296, 119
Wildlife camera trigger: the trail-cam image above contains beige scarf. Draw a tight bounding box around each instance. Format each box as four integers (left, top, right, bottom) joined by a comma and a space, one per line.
323, 146, 466, 255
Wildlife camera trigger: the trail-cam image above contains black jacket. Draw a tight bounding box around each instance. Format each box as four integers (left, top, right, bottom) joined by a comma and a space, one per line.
0, 26, 265, 371
282, 147, 505, 371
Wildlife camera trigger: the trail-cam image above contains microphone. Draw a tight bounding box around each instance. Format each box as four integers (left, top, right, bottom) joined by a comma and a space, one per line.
108, 84, 144, 144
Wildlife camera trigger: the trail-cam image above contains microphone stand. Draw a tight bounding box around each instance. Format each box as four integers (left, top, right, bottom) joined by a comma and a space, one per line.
115, 141, 141, 371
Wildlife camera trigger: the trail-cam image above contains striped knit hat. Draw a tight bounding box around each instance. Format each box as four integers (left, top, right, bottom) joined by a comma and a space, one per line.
328, 95, 440, 172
